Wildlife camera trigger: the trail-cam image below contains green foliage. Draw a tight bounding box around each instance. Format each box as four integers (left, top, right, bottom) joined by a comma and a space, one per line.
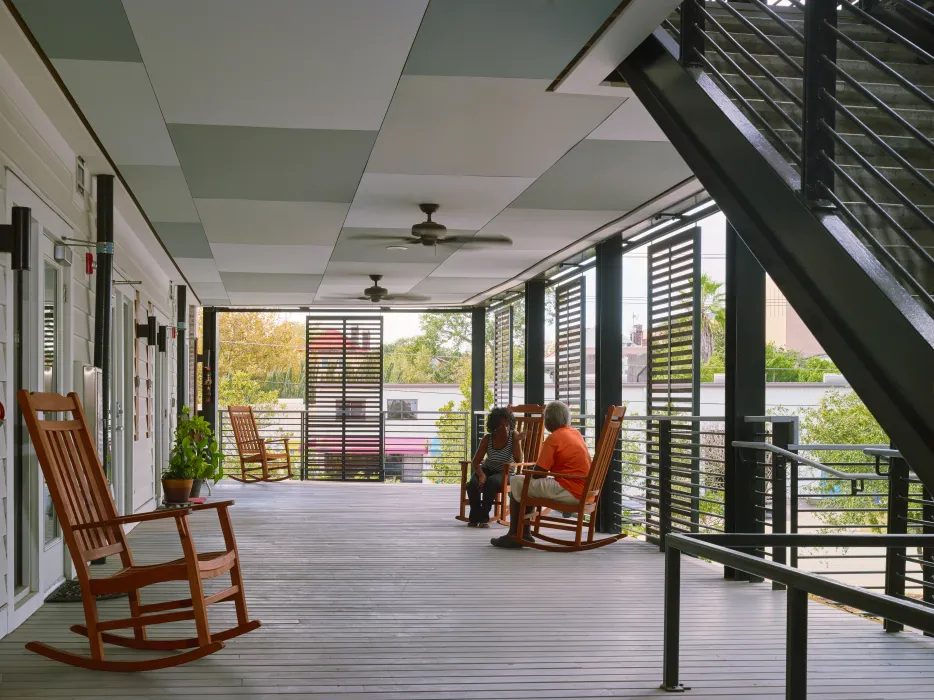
165, 407, 224, 482
700, 274, 725, 365
426, 400, 471, 484
218, 371, 281, 409
701, 342, 840, 383
800, 390, 890, 529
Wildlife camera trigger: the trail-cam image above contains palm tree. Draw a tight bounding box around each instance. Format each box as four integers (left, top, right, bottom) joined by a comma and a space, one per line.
700, 273, 725, 364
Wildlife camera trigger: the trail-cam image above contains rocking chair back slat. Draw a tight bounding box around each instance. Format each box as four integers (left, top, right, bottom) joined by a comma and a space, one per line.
229, 406, 263, 454
508, 404, 546, 463
18, 391, 125, 564
585, 405, 626, 502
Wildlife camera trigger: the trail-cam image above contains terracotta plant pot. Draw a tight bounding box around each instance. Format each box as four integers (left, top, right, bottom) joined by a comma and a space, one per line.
162, 478, 193, 504
190, 478, 205, 498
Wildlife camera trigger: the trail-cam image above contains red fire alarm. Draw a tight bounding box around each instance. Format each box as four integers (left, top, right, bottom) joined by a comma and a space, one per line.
86, 252, 94, 275
171, 327, 177, 339
0, 401, 6, 427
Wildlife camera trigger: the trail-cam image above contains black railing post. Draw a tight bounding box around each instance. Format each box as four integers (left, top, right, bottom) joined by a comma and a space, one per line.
786, 586, 809, 700
802, 0, 838, 204
924, 484, 934, 635
680, 0, 706, 67
790, 446, 800, 570
659, 420, 673, 552
661, 544, 685, 692
772, 421, 795, 590
884, 456, 909, 633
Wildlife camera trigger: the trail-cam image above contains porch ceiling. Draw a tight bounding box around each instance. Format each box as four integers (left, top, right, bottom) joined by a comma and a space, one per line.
11, 0, 694, 307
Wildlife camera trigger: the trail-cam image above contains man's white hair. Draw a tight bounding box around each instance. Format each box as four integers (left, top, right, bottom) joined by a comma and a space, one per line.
544, 401, 571, 432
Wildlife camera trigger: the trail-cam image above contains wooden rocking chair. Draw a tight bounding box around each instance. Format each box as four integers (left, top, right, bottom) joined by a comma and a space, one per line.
511, 405, 628, 552
228, 405, 294, 482
456, 404, 546, 526
19, 390, 261, 671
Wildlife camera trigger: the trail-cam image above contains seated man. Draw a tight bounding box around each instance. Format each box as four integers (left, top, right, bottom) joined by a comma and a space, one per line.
491, 400, 590, 549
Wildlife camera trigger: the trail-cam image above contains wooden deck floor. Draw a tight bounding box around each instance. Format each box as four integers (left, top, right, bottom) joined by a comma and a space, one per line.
3, 482, 934, 698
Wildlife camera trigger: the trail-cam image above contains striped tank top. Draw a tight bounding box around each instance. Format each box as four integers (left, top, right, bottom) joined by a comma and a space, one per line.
483, 431, 514, 475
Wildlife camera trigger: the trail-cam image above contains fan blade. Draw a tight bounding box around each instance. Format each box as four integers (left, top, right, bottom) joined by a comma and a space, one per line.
348, 234, 415, 243
440, 235, 512, 246
382, 294, 431, 302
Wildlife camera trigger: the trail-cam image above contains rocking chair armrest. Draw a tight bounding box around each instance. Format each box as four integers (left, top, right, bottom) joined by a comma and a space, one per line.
186, 499, 236, 513
74, 509, 188, 530
264, 437, 290, 445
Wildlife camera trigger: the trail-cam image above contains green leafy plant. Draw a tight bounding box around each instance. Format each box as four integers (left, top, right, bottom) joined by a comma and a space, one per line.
164, 407, 224, 483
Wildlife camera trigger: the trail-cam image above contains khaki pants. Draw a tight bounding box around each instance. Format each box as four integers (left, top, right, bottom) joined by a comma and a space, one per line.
509, 474, 578, 506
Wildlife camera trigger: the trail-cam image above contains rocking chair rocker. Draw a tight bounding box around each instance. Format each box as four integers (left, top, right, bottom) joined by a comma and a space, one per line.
228, 405, 294, 482
456, 404, 546, 526
511, 405, 628, 552
19, 390, 261, 671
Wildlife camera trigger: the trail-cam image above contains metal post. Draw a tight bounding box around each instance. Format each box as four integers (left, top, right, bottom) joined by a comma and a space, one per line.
802, 0, 837, 204
660, 420, 673, 552
790, 447, 800, 569
662, 544, 686, 692
93, 175, 114, 480
771, 421, 794, 590
924, 485, 934, 636
786, 586, 809, 700
470, 307, 486, 453
884, 456, 909, 633
595, 234, 622, 534
724, 223, 766, 581
524, 279, 546, 406
176, 285, 187, 416
679, 0, 706, 68
200, 307, 218, 437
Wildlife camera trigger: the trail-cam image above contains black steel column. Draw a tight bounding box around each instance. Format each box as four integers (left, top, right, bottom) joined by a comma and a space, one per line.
785, 586, 809, 700
595, 234, 623, 534
471, 307, 486, 452
724, 222, 766, 581
200, 307, 217, 436
884, 455, 909, 633
524, 280, 546, 406
679, 0, 706, 67
802, 0, 837, 203
176, 285, 187, 416
93, 175, 114, 479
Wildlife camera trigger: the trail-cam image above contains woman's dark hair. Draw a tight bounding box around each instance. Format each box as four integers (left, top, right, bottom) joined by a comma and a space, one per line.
487, 407, 515, 434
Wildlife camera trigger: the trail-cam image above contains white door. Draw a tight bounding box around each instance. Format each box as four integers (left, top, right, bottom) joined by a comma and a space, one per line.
36, 235, 67, 592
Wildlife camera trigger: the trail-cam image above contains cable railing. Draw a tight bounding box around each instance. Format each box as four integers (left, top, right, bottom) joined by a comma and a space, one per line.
668, 0, 934, 315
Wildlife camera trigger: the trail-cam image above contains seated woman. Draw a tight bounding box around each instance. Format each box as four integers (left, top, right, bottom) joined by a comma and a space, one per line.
465, 407, 524, 528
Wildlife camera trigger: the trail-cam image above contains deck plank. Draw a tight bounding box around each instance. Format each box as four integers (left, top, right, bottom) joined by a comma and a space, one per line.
2, 481, 934, 698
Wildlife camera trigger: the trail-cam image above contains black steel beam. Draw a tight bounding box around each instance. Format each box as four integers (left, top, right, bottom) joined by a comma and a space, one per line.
724, 223, 765, 579
200, 307, 217, 435
595, 235, 623, 534
524, 280, 546, 406
471, 307, 486, 452
176, 285, 187, 416
93, 175, 114, 480
619, 27, 934, 492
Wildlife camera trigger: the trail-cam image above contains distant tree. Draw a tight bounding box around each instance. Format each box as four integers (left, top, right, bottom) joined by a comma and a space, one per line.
217, 371, 280, 410
700, 274, 725, 365
701, 342, 840, 383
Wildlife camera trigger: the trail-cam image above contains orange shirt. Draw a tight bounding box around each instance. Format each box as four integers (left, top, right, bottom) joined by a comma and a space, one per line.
537, 426, 592, 500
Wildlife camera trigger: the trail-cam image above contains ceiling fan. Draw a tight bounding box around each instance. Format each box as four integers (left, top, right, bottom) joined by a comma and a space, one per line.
344, 274, 431, 304
352, 203, 513, 249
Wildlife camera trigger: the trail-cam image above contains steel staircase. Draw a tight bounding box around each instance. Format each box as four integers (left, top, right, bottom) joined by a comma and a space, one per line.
619, 0, 934, 486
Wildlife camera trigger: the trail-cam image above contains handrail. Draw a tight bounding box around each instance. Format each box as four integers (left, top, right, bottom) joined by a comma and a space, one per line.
662, 532, 934, 692
732, 440, 887, 480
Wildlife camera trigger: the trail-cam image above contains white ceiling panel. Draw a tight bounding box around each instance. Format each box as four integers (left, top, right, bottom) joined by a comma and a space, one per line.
121, 0, 428, 130
194, 199, 349, 246
587, 97, 669, 142
322, 261, 440, 285
211, 243, 334, 274
480, 208, 624, 249
429, 249, 545, 278
175, 258, 223, 286
53, 59, 178, 166
345, 174, 535, 230
367, 76, 623, 177
227, 292, 316, 305
410, 277, 499, 294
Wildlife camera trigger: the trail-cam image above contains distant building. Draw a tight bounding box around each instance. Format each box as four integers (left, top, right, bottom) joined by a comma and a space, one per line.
766, 276, 825, 357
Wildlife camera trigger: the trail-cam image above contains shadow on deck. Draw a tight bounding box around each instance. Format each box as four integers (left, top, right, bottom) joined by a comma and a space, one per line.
2, 481, 934, 698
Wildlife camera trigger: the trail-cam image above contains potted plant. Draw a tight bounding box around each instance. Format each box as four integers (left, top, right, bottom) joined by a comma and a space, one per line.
163, 407, 224, 503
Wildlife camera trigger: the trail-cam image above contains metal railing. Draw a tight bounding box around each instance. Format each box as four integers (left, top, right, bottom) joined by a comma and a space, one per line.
669, 0, 934, 313
217, 408, 471, 483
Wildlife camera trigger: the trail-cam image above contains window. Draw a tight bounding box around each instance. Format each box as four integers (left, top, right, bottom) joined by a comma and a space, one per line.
387, 398, 417, 420
335, 399, 366, 420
